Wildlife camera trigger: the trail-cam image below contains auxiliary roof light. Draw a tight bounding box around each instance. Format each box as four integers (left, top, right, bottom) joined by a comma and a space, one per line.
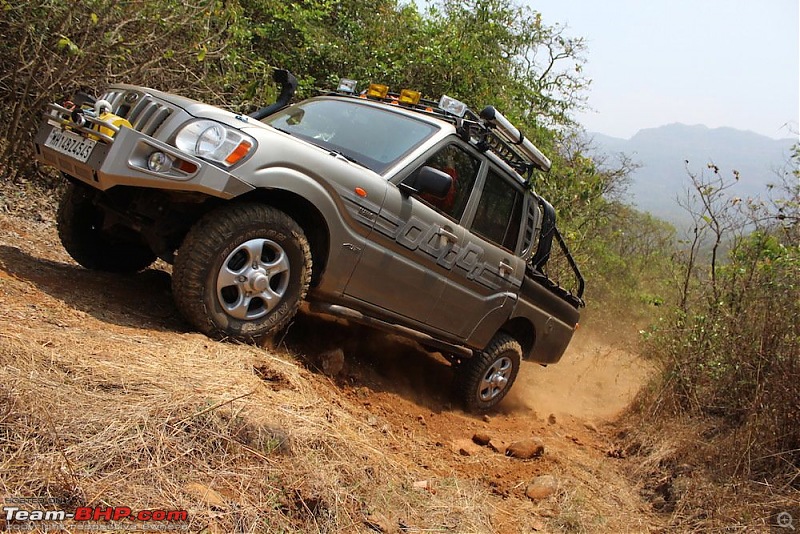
438, 95, 468, 117
399, 89, 421, 105
366, 83, 389, 99
337, 78, 357, 93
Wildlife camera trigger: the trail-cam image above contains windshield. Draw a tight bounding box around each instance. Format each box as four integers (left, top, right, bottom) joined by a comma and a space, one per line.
263, 98, 439, 174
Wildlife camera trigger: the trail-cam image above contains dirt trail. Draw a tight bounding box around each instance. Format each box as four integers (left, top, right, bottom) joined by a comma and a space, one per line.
0, 212, 662, 533
277, 280, 659, 531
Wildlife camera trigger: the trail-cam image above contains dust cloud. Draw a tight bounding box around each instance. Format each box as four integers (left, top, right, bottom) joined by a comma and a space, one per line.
505, 328, 654, 421
281, 310, 653, 420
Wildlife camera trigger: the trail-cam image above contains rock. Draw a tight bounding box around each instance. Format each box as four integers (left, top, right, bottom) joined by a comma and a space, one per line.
257, 335, 276, 350
319, 348, 345, 376
674, 464, 694, 475
184, 482, 227, 510
363, 512, 396, 533
233, 422, 291, 454
451, 439, 480, 456
482, 414, 491, 423
412, 480, 436, 494
583, 421, 598, 432
651, 495, 667, 511
472, 432, 491, 446
547, 414, 557, 425
525, 475, 558, 500
487, 438, 507, 455
607, 447, 626, 459
506, 438, 545, 459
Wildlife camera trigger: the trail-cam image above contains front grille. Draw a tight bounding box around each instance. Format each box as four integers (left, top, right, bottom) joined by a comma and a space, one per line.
100, 89, 173, 137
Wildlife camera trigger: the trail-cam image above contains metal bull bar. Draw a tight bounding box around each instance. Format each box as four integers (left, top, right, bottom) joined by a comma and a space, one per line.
44, 103, 121, 144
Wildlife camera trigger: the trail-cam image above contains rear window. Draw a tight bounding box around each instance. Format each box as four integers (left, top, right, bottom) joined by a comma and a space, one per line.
471, 169, 524, 252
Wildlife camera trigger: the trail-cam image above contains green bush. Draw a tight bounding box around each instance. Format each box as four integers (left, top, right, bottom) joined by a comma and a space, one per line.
646, 158, 800, 484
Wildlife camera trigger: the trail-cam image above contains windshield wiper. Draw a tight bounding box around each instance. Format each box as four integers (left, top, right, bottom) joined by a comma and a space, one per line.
327, 149, 367, 169
272, 129, 369, 170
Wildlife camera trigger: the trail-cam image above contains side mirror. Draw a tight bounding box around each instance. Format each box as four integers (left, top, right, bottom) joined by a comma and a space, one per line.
399, 166, 452, 198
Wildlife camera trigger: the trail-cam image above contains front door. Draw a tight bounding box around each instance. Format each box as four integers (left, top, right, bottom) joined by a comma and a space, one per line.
342, 142, 482, 328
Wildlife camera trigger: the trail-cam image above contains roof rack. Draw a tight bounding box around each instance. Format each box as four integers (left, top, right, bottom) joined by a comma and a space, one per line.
325, 81, 552, 179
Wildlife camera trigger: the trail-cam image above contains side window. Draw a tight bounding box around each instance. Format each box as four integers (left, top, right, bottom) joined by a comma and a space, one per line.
471, 170, 524, 251
418, 144, 481, 221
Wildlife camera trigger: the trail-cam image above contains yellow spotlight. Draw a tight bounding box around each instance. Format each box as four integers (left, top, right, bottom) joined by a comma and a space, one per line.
366, 83, 389, 99
399, 89, 421, 105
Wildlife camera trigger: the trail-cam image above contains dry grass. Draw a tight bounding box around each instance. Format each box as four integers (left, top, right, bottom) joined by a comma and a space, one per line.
0, 211, 673, 533
0, 319, 504, 533
615, 410, 800, 532
0, 211, 498, 532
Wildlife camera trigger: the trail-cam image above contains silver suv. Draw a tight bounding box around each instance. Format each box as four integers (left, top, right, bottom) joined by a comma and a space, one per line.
34, 70, 584, 411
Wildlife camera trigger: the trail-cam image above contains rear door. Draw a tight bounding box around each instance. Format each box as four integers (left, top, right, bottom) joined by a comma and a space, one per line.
430, 167, 526, 341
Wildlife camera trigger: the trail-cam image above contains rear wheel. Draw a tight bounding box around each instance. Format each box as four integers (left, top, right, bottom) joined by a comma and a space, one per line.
458, 333, 521, 412
57, 182, 156, 273
171, 203, 311, 340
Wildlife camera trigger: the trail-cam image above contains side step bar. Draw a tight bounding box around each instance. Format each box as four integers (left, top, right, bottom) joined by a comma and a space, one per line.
308, 303, 474, 359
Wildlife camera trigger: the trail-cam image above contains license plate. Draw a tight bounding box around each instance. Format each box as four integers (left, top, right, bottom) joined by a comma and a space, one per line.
44, 127, 97, 163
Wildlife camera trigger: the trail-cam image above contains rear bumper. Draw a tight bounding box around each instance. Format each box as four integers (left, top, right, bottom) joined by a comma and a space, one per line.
34, 120, 253, 199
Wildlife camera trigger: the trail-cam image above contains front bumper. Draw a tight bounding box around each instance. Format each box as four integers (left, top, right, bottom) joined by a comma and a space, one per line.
34, 114, 253, 199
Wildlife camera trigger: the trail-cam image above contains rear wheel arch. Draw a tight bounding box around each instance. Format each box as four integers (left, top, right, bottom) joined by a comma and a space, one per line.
498, 316, 536, 359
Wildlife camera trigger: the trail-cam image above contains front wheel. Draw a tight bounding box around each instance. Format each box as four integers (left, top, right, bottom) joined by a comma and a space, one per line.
171, 203, 311, 340
57, 182, 156, 273
458, 333, 522, 412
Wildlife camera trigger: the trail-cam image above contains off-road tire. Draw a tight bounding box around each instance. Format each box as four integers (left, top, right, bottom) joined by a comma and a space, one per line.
172, 203, 311, 340
458, 333, 522, 413
57, 181, 156, 273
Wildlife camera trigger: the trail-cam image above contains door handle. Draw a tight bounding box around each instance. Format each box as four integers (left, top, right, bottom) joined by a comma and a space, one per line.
499, 261, 513, 276
437, 227, 459, 243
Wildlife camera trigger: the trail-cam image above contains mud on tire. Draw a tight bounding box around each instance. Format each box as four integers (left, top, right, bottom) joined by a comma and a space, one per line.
458, 332, 522, 413
57, 181, 156, 273
171, 203, 311, 340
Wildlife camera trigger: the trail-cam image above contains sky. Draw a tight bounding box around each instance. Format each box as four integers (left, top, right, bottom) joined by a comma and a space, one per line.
527, 0, 799, 140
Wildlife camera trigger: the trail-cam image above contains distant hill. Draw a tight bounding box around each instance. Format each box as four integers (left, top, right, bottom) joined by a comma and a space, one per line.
588, 124, 796, 226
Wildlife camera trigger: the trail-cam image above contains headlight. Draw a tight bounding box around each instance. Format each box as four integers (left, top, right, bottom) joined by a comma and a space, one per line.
174, 119, 255, 166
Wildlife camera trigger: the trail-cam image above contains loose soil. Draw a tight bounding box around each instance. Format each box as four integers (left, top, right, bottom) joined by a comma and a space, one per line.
0, 212, 664, 533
